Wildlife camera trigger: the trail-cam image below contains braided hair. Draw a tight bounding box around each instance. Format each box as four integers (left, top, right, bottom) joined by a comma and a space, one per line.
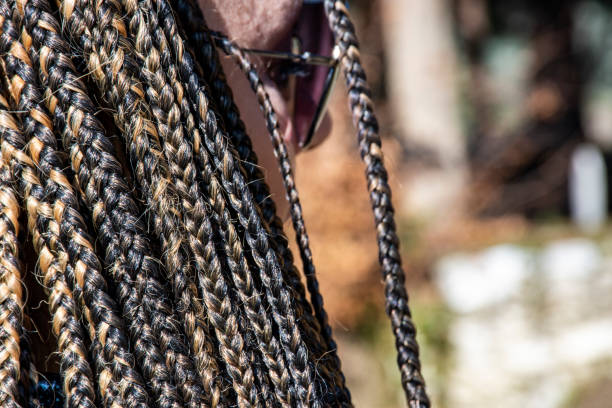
0, 0, 429, 406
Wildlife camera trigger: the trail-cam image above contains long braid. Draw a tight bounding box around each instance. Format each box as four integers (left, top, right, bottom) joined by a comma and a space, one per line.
122, 0, 299, 403
110, 1, 227, 406
209, 32, 352, 406
58, 0, 253, 401
153, 3, 324, 406
323, 1, 429, 406
0, 75, 96, 408
0, 9, 101, 407
0, 0, 430, 405
15, 1, 156, 407
3, 5, 123, 406
170, 7, 351, 405
117, 1, 263, 405
152, 2, 306, 406
0, 106, 23, 408
59, 0, 274, 406
153, 9, 298, 405
60, 2, 209, 406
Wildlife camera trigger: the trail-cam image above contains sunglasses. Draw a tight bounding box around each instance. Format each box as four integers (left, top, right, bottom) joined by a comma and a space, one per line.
240, 0, 341, 149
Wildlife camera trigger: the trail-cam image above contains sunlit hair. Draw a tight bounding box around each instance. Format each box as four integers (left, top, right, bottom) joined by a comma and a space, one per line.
0, 0, 428, 406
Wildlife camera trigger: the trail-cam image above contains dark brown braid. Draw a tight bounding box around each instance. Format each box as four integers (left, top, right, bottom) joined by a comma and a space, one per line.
55, 0, 204, 406
323, 1, 429, 406
15, 1, 159, 406
150, 2, 307, 405
113, 0, 228, 405
207, 31, 352, 406
0, 7, 125, 405
66, 1, 215, 405
148, 5, 327, 406
175, 19, 352, 408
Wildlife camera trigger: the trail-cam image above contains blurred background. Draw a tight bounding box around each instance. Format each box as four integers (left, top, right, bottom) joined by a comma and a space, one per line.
291, 0, 612, 406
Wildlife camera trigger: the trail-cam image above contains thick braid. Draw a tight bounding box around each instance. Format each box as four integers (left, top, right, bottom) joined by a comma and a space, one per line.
154, 12, 321, 406
63, 1, 207, 405
54, 1, 197, 406
20, 1, 178, 406
135, 0, 295, 404
14, 1, 153, 407
323, 1, 429, 406
4, 7, 125, 407
0, 87, 95, 408
0, 112, 23, 408
116, 1, 240, 405
170, 6, 352, 405
210, 33, 352, 406
152, 2, 304, 406
0, 11, 99, 408
146, 2, 294, 404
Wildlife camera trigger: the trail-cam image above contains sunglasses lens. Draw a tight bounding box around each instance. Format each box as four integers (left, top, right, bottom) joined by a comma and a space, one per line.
292, 2, 337, 148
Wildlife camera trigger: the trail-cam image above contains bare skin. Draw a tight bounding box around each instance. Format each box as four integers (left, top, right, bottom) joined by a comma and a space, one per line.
198, 0, 333, 217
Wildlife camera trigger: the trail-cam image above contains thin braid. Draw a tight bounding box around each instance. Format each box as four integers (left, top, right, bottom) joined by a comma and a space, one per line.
142, 1, 296, 404
53, 0, 196, 406
9, 0, 179, 406
152, 2, 302, 405
40, 4, 183, 407
0, 110, 23, 408
116, 1, 241, 405
4, 6, 123, 407
170, 6, 351, 404
323, 1, 429, 406
155, 12, 322, 405
122, 0, 292, 402
58, 3, 260, 406
0, 73, 96, 408
67, 0, 239, 405
210, 32, 352, 406
152, 7, 330, 405
14, 1, 154, 407
0, 11, 100, 408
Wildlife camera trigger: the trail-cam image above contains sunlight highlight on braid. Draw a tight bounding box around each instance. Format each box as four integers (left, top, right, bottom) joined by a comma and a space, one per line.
147, 7, 326, 407
152, 2, 308, 406
112, 1, 223, 405
56, 0, 201, 406
168, 6, 352, 405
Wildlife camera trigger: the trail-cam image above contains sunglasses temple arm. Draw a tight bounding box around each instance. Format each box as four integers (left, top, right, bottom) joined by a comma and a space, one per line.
242, 49, 336, 67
